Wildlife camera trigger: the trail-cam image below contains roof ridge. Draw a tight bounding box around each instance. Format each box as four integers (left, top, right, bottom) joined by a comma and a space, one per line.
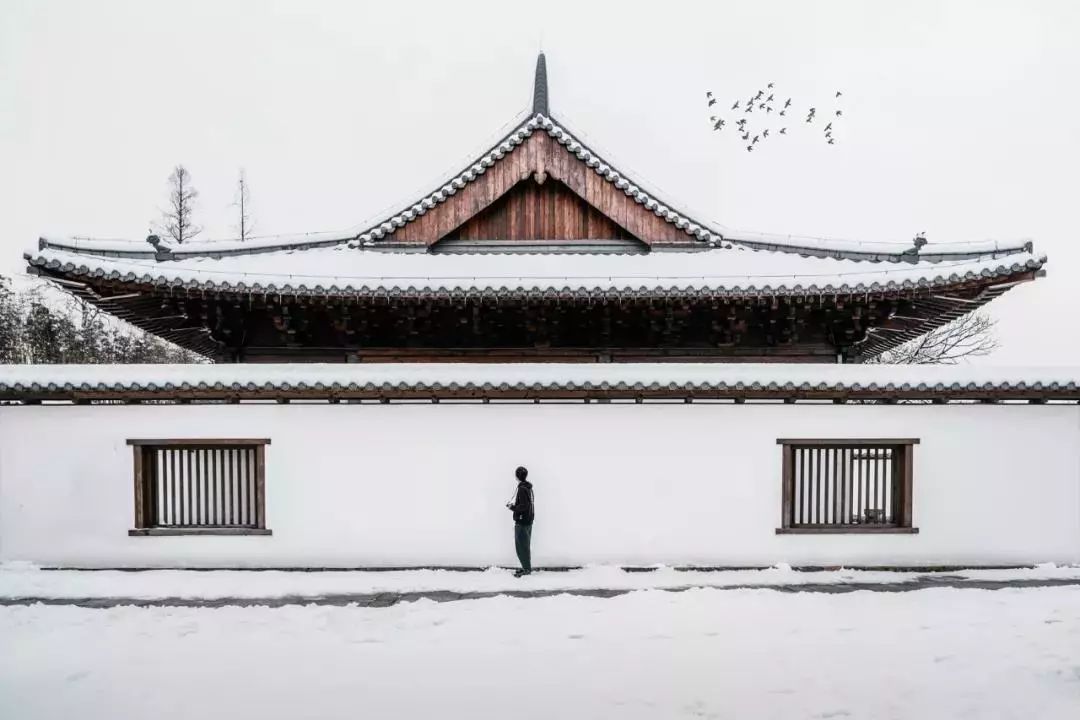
723, 232, 1035, 262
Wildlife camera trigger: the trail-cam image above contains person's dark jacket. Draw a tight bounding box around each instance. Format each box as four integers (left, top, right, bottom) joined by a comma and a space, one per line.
511, 480, 534, 525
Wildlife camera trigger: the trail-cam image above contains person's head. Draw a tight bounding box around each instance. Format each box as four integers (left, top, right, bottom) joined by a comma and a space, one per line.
515, 466, 528, 482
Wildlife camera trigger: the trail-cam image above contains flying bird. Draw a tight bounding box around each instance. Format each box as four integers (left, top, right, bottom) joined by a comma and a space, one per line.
759, 103, 767, 110
752, 135, 760, 144
741, 132, 750, 140
835, 91, 842, 98
708, 97, 717, 106
755, 90, 764, 100
766, 106, 773, 113
731, 101, 739, 110
824, 122, 832, 131
767, 82, 774, 88
836, 110, 843, 116
779, 110, 786, 116
763, 129, 770, 138
828, 138, 835, 144
784, 98, 792, 108
766, 94, 774, 102
779, 127, 787, 134
713, 119, 725, 130
707, 91, 713, 98
747, 145, 754, 152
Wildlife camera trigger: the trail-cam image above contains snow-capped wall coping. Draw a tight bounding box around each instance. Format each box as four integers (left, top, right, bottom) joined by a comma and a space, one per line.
2, 363, 1078, 402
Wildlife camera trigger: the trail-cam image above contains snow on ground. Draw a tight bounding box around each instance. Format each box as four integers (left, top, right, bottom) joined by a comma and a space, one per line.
3, 586, 1079, 719
2, 562, 1080, 600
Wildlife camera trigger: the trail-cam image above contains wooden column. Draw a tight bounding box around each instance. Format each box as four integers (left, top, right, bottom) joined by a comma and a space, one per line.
779, 443, 794, 529
255, 443, 267, 530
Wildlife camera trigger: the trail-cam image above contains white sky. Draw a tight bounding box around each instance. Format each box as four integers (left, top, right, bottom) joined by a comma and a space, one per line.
1, 0, 1077, 364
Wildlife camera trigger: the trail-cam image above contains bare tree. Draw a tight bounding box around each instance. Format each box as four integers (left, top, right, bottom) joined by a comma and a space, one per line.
158, 165, 202, 243
866, 311, 998, 364
234, 168, 254, 241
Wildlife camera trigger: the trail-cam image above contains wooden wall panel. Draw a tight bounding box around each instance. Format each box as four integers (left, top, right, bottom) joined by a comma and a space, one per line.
387, 132, 695, 247
444, 178, 640, 243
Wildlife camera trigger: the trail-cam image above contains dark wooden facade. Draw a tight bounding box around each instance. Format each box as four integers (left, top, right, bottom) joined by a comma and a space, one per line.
37, 266, 1034, 363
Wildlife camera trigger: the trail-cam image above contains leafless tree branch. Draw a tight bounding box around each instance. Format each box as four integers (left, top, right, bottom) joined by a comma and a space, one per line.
234, 168, 254, 241
865, 311, 998, 365
156, 165, 202, 244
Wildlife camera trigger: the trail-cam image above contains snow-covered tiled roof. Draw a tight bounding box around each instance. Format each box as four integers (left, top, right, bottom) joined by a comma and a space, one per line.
24, 244, 1045, 298
28, 50, 1046, 272
2, 363, 1078, 402
32, 112, 1040, 267
37, 111, 734, 258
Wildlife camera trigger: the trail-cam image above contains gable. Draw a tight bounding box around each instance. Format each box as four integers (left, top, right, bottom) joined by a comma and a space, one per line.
431, 176, 648, 252
386, 130, 696, 248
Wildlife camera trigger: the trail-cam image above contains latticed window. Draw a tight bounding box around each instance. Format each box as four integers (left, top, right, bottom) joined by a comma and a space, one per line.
128, 439, 270, 536
776, 439, 918, 534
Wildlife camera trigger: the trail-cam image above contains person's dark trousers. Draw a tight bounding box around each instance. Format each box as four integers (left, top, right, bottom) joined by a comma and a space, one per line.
514, 523, 532, 574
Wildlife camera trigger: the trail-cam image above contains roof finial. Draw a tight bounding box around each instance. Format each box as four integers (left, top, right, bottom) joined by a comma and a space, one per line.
532, 52, 549, 116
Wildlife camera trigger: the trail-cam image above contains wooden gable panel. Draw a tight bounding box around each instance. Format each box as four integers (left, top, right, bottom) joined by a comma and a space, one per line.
441, 177, 642, 244
389, 131, 694, 247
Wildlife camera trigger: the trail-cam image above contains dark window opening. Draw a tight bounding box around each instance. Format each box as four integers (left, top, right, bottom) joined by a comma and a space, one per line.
776, 439, 918, 534
128, 439, 270, 536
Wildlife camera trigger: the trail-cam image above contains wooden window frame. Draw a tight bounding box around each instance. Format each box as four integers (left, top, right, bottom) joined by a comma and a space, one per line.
128, 438, 271, 536
776, 438, 919, 535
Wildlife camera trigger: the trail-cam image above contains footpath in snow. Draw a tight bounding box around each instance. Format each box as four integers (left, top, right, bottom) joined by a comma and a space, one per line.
3, 562, 1080, 604
3, 585, 1080, 719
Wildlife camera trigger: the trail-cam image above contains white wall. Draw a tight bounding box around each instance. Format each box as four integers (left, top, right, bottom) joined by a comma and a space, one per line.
1, 402, 1078, 568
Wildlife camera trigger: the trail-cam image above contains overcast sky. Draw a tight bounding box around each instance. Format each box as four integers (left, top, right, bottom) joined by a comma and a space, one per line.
1, 0, 1077, 364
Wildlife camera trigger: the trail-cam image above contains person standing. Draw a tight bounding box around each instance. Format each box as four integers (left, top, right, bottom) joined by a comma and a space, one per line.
506, 466, 534, 577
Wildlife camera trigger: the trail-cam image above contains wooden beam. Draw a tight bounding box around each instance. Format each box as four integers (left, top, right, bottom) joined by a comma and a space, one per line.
127, 438, 272, 446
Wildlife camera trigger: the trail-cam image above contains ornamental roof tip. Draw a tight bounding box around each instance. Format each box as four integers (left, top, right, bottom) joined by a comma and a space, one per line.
532, 53, 549, 116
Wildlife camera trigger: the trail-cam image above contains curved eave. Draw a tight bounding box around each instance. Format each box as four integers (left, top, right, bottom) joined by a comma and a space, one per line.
24, 251, 1045, 300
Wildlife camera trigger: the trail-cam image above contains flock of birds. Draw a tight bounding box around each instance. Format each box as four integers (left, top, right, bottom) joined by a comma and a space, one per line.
705, 83, 844, 152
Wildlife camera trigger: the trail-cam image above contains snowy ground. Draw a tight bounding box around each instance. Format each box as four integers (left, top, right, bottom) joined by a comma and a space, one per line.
3, 586, 1080, 719
3, 562, 1080, 600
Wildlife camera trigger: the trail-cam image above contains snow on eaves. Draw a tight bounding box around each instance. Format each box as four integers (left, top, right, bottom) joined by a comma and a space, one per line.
1, 363, 1078, 397
24, 245, 1046, 299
